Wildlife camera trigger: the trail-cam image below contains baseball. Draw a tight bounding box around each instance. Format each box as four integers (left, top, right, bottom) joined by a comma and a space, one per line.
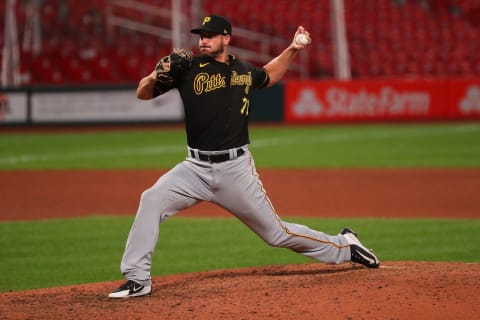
295, 33, 309, 45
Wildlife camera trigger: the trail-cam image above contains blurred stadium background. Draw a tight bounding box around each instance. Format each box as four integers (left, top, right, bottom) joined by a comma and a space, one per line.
1, 0, 479, 124
2, 0, 480, 85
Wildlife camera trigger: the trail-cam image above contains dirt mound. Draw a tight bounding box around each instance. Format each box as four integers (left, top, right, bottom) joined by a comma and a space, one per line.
1, 262, 478, 320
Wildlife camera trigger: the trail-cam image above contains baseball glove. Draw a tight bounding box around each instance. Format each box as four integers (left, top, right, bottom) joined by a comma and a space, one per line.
155, 48, 193, 86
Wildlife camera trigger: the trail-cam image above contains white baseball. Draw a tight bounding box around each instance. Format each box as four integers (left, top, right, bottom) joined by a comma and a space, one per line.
295, 33, 309, 45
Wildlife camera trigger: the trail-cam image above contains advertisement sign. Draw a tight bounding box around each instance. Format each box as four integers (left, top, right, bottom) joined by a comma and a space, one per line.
446, 79, 480, 119
31, 88, 183, 123
285, 79, 449, 123
0, 92, 28, 123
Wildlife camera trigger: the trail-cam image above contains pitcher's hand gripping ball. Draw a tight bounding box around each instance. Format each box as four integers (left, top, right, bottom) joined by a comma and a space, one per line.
155, 48, 193, 87
295, 33, 310, 45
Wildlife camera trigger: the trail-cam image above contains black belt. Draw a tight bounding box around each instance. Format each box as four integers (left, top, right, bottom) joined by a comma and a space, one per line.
191, 148, 245, 163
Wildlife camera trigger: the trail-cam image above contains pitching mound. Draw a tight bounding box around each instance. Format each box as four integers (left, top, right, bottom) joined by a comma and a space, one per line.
1, 261, 478, 319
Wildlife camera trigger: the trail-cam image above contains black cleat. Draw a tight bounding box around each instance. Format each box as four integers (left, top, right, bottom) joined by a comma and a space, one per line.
341, 228, 380, 268
108, 280, 152, 298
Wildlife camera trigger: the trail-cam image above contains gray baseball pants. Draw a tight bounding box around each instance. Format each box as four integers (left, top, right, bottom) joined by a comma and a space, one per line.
120, 146, 351, 286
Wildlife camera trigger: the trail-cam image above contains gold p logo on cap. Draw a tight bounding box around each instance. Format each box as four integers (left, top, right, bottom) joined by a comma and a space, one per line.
202, 17, 211, 25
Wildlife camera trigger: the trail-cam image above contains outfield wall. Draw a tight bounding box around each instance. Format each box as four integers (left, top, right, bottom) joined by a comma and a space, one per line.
1, 78, 479, 125
0, 85, 184, 125
0, 84, 283, 125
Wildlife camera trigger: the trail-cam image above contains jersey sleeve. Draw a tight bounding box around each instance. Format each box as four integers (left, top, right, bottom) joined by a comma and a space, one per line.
152, 81, 174, 98
252, 66, 270, 89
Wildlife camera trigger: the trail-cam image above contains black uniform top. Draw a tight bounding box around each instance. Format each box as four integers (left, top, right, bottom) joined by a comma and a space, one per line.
153, 55, 270, 150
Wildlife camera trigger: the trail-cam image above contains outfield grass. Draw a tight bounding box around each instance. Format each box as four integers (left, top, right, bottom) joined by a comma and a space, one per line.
0, 216, 479, 292
1, 123, 480, 169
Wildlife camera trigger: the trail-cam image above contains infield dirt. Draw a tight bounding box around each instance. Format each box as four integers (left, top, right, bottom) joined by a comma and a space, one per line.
1, 169, 479, 319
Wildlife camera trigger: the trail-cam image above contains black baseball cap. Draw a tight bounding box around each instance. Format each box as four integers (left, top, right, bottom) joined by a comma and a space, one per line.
190, 15, 232, 36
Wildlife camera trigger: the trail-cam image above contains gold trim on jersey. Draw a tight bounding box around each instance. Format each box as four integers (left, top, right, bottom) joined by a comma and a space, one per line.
194, 73, 227, 95
231, 71, 252, 94
231, 71, 252, 86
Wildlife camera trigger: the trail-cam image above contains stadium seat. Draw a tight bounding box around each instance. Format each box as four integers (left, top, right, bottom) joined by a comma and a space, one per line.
2, 0, 479, 85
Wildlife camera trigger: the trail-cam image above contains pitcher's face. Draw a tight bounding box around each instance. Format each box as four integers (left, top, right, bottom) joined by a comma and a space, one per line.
198, 33, 230, 58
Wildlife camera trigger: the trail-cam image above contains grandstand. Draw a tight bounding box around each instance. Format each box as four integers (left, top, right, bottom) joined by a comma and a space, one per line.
1, 0, 479, 87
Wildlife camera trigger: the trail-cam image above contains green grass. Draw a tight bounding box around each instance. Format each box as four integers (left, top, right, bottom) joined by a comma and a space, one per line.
251, 123, 480, 168
1, 123, 480, 169
0, 216, 479, 292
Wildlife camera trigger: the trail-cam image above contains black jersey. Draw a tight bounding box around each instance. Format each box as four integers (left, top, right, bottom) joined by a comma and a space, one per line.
154, 55, 269, 150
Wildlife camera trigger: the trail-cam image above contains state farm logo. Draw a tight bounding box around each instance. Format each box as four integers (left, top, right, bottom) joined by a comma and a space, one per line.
293, 88, 323, 116
459, 86, 480, 114
292, 86, 430, 117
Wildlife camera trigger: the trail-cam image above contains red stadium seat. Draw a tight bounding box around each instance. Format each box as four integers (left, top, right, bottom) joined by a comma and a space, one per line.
3, 0, 478, 85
